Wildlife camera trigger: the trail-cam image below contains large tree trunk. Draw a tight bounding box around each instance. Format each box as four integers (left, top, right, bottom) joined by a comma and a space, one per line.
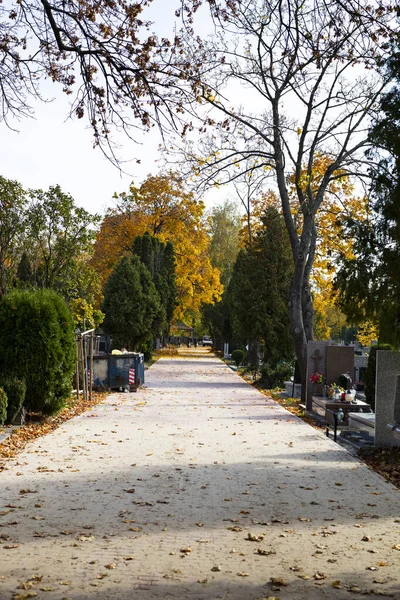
289, 259, 308, 403
288, 217, 316, 403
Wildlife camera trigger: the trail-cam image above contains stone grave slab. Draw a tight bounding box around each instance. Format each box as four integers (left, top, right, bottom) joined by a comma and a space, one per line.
376, 350, 400, 447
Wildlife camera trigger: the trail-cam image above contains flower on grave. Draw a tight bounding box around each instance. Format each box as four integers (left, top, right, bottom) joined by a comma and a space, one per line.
310, 372, 323, 384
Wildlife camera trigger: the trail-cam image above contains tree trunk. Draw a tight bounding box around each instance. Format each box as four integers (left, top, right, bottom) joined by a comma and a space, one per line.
289, 260, 309, 402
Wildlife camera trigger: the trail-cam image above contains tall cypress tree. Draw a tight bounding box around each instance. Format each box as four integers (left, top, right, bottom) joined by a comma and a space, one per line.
226, 207, 294, 366
102, 255, 161, 350
132, 232, 177, 337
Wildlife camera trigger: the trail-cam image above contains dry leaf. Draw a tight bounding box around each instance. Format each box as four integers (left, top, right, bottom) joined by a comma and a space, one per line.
392, 544, 400, 551
39, 586, 54, 591
247, 533, 264, 542
270, 577, 288, 586
256, 549, 276, 556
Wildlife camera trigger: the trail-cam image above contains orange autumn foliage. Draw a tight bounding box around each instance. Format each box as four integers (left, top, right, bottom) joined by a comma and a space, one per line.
92, 173, 223, 322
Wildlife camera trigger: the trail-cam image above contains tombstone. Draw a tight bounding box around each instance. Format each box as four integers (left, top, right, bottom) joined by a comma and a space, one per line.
354, 353, 368, 389
306, 341, 356, 412
375, 350, 400, 447
224, 343, 230, 359
325, 346, 354, 389
284, 361, 302, 398
306, 340, 329, 411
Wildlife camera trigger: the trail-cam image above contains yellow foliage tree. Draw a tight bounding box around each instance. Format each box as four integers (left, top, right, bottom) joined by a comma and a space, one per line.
239, 154, 372, 340
92, 173, 223, 323
356, 321, 379, 347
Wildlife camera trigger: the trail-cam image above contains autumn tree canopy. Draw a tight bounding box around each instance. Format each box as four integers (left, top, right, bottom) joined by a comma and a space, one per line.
92, 173, 223, 323
174, 0, 395, 394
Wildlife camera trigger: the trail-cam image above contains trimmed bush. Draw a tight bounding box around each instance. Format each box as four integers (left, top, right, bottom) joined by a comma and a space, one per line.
0, 376, 26, 424
231, 349, 245, 367
365, 344, 393, 411
260, 362, 293, 389
0, 388, 7, 426
0, 289, 75, 415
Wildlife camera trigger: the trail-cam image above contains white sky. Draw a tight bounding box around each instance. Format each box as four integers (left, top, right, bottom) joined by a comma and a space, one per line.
0, 0, 220, 216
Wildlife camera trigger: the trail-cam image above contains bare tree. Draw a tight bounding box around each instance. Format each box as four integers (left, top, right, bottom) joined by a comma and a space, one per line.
177, 0, 395, 397
0, 0, 190, 164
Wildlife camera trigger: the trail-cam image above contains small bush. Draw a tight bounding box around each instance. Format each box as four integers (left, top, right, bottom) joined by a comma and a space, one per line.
0, 289, 75, 415
260, 362, 293, 389
231, 349, 244, 367
0, 387, 7, 426
0, 376, 26, 424
365, 344, 393, 411
231, 349, 245, 367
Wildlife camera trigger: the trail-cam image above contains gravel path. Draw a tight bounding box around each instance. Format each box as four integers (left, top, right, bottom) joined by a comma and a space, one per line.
1, 348, 400, 600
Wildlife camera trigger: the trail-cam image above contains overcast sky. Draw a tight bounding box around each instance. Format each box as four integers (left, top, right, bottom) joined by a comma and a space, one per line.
0, 1, 218, 216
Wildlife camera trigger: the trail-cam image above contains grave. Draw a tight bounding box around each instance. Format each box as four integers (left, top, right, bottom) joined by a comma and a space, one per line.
306, 341, 355, 410
348, 350, 400, 448
284, 361, 302, 398
354, 353, 368, 388
348, 413, 375, 445
305, 340, 329, 411
376, 350, 400, 447
325, 346, 355, 389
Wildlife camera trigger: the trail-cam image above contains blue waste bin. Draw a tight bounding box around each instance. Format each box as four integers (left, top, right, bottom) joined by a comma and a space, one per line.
89, 353, 144, 391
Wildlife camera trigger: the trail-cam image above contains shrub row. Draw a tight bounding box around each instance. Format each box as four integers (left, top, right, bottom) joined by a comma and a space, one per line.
0, 289, 75, 422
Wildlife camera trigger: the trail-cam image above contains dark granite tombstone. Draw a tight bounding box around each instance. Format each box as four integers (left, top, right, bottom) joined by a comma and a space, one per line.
325, 346, 354, 388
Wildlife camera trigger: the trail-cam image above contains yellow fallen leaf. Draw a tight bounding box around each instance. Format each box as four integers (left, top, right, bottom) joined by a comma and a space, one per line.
392, 544, 400, 551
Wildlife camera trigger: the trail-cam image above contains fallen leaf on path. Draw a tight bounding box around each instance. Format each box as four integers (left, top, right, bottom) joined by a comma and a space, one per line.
270, 577, 288, 586
39, 586, 55, 591
246, 533, 264, 542
392, 544, 400, 550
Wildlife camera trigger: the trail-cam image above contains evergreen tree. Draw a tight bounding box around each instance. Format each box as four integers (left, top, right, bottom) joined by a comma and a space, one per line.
335, 43, 400, 345
102, 256, 161, 350
16, 251, 33, 286
132, 232, 177, 337
226, 207, 294, 366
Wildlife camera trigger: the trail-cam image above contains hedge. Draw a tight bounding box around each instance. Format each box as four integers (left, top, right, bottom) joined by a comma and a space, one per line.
0, 376, 26, 424
0, 289, 75, 415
